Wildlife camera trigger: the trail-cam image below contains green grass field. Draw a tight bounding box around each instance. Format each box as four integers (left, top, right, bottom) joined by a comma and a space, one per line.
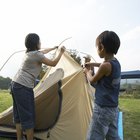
119, 98, 140, 140
0, 90, 12, 113
0, 90, 140, 140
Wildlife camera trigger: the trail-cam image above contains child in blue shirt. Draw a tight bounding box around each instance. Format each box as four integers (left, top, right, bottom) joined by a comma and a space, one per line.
84, 31, 121, 140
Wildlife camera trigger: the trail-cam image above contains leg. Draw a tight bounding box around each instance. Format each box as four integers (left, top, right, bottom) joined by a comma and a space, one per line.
16, 123, 23, 140
87, 104, 109, 140
106, 108, 121, 140
26, 128, 34, 140
11, 83, 23, 140
12, 82, 35, 140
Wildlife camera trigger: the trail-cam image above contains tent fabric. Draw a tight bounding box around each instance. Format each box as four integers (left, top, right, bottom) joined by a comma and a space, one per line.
121, 70, 140, 79
34, 68, 64, 131
0, 50, 94, 140
0, 69, 64, 130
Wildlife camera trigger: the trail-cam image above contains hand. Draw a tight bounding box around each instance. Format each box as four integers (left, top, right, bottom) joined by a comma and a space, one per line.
84, 63, 91, 70
54, 46, 59, 49
60, 46, 66, 53
83, 67, 89, 74
84, 62, 95, 70
84, 62, 91, 66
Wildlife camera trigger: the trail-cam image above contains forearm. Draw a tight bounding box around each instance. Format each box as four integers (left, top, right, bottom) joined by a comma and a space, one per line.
41, 46, 65, 66
85, 62, 101, 67
52, 52, 63, 66
93, 62, 101, 67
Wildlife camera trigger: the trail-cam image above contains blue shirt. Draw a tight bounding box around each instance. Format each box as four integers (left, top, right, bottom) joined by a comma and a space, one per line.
95, 59, 121, 107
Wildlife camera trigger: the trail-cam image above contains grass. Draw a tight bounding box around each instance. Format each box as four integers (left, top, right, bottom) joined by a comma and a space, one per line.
119, 98, 140, 140
0, 90, 13, 140
0, 90, 140, 140
0, 90, 12, 113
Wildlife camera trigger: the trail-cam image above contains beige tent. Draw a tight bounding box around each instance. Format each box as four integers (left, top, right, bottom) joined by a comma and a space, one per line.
0, 50, 94, 140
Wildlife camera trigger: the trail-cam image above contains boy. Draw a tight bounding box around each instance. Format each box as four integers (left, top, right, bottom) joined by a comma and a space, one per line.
84, 31, 121, 140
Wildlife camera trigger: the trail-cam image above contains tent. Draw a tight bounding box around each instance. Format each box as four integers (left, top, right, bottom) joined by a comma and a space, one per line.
0, 50, 94, 140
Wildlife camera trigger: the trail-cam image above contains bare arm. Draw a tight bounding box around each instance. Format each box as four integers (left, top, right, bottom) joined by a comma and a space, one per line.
85, 62, 101, 67
84, 62, 101, 73
40, 46, 58, 54
85, 62, 111, 84
41, 46, 65, 67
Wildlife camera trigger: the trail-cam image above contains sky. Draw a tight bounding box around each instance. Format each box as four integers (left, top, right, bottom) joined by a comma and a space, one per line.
0, 0, 140, 78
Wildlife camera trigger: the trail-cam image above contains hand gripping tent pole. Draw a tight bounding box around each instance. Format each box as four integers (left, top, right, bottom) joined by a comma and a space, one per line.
0, 37, 97, 72
78, 51, 96, 63
51, 37, 72, 59
0, 37, 72, 73
42, 37, 72, 77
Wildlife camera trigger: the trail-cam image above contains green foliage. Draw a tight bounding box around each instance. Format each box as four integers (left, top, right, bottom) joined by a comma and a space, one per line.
68, 49, 81, 65
0, 76, 11, 90
120, 91, 140, 99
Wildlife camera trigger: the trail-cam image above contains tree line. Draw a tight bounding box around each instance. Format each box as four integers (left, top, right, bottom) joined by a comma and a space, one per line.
0, 76, 12, 90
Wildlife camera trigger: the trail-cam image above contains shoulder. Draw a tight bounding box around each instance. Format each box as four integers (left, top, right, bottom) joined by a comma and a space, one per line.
36, 51, 45, 57
99, 62, 112, 76
110, 59, 121, 75
29, 51, 45, 61
112, 58, 121, 68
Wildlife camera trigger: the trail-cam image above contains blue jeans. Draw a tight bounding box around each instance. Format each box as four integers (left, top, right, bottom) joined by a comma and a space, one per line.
11, 82, 35, 130
87, 103, 121, 140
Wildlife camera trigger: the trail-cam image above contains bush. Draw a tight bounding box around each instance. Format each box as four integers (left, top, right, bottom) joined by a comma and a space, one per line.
0, 76, 11, 90
119, 90, 140, 99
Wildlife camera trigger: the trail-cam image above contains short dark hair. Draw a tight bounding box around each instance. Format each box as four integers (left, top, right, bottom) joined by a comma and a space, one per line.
96, 31, 120, 54
25, 33, 40, 52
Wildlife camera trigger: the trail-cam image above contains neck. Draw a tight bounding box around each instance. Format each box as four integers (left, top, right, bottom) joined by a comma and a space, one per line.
104, 54, 114, 61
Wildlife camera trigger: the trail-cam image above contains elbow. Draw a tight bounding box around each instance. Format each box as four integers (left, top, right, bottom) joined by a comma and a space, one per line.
51, 61, 57, 67
47, 59, 59, 67
51, 63, 57, 67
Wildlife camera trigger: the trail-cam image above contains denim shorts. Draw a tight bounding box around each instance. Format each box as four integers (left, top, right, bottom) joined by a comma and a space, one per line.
87, 103, 121, 140
11, 82, 35, 130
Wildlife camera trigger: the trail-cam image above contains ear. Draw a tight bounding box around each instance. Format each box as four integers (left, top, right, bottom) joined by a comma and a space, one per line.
100, 43, 105, 52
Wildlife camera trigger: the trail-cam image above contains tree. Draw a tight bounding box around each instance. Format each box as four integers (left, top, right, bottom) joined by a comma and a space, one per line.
68, 49, 81, 65
0, 76, 12, 89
